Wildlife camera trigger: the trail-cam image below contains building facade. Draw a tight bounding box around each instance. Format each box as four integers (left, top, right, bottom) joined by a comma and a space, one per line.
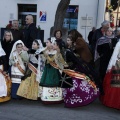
0, 0, 106, 41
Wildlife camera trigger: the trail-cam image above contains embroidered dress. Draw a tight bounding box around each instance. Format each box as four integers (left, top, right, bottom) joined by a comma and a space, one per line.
0, 64, 11, 102
9, 40, 29, 99
100, 40, 120, 109
63, 77, 99, 108
40, 50, 63, 103
17, 40, 45, 100
17, 72, 39, 100
0, 42, 11, 102
62, 48, 99, 107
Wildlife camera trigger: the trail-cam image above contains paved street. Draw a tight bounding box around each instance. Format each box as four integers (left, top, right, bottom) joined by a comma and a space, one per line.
0, 99, 120, 120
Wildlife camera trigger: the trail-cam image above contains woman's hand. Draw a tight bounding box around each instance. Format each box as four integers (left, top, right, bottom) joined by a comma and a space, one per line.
64, 64, 69, 68
3, 71, 7, 74
22, 46, 29, 51
14, 63, 17, 67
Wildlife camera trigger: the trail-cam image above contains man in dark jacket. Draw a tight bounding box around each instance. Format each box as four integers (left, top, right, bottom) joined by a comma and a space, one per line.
11, 20, 23, 42
91, 21, 110, 94
88, 27, 96, 45
23, 15, 37, 48
91, 20, 110, 56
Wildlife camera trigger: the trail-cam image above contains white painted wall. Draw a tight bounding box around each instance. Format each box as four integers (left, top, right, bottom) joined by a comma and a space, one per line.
0, 0, 106, 42
97, 0, 106, 28
70, 0, 98, 41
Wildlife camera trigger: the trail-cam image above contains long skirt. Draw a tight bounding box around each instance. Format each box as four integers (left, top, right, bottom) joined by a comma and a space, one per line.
40, 64, 61, 87
62, 77, 99, 108
17, 72, 39, 100
100, 70, 120, 109
41, 87, 63, 104
0, 73, 11, 102
38, 86, 43, 98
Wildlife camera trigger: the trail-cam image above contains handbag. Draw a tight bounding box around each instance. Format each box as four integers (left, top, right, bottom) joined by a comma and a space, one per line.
59, 73, 73, 88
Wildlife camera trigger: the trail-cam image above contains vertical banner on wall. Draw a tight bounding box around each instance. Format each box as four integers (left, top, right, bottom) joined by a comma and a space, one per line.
39, 11, 47, 22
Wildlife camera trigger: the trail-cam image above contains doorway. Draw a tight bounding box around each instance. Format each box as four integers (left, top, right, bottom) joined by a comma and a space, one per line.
18, 4, 37, 27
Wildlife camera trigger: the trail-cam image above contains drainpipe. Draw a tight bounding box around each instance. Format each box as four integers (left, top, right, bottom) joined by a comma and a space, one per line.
96, 0, 106, 28
96, 0, 99, 28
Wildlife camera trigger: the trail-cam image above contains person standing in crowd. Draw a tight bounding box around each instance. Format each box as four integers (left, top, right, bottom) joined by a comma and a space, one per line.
11, 20, 23, 42
53, 30, 66, 59
91, 21, 110, 81
68, 29, 93, 64
65, 36, 99, 84
54, 30, 66, 48
66, 36, 75, 51
88, 27, 96, 45
1, 30, 15, 71
17, 40, 45, 100
9, 40, 29, 99
53, 39, 99, 108
40, 38, 63, 104
91, 20, 110, 56
113, 27, 120, 42
100, 39, 120, 110
6, 21, 12, 29
0, 42, 11, 103
23, 14, 37, 48
95, 27, 114, 82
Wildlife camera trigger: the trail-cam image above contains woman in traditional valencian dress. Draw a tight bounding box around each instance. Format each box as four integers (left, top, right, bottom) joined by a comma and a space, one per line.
17, 40, 45, 100
54, 37, 99, 108
40, 38, 64, 104
9, 40, 29, 99
0, 42, 11, 102
100, 40, 120, 109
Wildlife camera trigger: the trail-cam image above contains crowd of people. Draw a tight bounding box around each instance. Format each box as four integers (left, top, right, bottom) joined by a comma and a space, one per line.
0, 16, 120, 110
89, 20, 120, 110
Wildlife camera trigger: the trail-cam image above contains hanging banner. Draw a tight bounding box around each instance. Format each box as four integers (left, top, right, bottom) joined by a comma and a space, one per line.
39, 11, 47, 22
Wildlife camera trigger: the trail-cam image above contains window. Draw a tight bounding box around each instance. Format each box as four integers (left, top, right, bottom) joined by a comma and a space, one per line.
63, 5, 79, 30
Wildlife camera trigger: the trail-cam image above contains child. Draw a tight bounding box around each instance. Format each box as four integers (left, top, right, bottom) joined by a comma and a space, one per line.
40, 38, 63, 104
54, 40, 99, 108
0, 42, 11, 102
66, 36, 73, 49
9, 40, 29, 99
17, 39, 45, 100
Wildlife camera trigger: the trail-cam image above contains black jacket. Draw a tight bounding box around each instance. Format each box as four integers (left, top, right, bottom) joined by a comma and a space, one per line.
11, 29, 23, 42
88, 30, 94, 45
1, 40, 15, 70
23, 23, 37, 48
91, 27, 103, 55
